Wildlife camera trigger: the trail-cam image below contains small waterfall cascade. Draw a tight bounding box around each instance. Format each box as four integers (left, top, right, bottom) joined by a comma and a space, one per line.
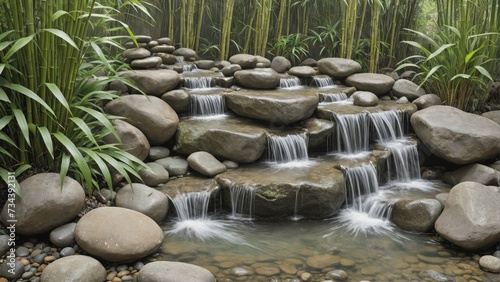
190, 94, 226, 116
266, 133, 309, 163
332, 114, 370, 154
310, 76, 335, 87
320, 92, 349, 103
369, 110, 405, 142
229, 185, 256, 219
175, 56, 185, 64
183, 77, 216, 89
279, 77, 302, 88
291, 187, 303, 221
170, 191, 211, 221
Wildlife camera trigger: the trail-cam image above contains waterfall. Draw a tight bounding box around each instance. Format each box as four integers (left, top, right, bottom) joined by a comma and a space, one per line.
320, 92, 348, 103
175, 56, 185, 64
229, 185, 255, 219
279, 77, 302, 88
310, 76, 335, 87
332, 113, 370, 155
291, 187, 303, 221
369, 110, 405, 142
170, 191, 211, 221
190, 94, 226, 116
183, 77, 216, 89
266, 133, 309, 163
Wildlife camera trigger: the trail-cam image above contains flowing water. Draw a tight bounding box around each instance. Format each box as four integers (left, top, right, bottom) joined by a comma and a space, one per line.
279, 77, 302, 88
310, 76, 335, 87
183, 77, 217, 89
319, 92, 349, 103
189, 94, 226, 116
266, 133, 309, 165
331, 113, 370, 155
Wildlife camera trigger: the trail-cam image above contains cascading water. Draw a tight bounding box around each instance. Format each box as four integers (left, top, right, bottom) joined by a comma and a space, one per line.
170, 191, 211, 221
183, 77, 216, 89
310, 76, 335, 87
229, 185, 255, 220
189, 94, 226, 117
331, 113, 370, 156
266, 133, 310, 165
279, 77, 302, 88
320, 92, 349, 103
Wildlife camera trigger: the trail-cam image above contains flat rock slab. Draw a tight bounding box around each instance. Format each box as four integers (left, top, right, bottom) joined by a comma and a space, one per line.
158, 176, 220, 199
215, 158, 346, 218
226, 88, 319, 125
138, 261, 216, 282
345, 73, 395, 96
316, 101, 417, 120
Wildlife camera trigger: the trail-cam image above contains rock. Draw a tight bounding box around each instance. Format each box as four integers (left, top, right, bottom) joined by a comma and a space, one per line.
317, 100, 417, 120
123, 70, 180, 96
187, 151, 227, 177
231, 266, 252, 276
103, 120, 150, 161
149, 146, 170, 160
410, 106, 500, 164
131, 57, 162, 69
108, 80, 129, 95
396, 97, 409, 104
392, 79, 426, 100
442, 163, 498, 186
326, 269, 349, 281
115, 183, 168, 222
40, 255, 106, 282
0, 260, 24, 279
482, 110, 500, 125
215, 60, 231, 69
226, 88, 318, 125
288, 66, 316, 77
49, 223, 76, 248
158, 176, 220, 200
391, 199, 442, 232
138, 162, 170, 186
412, 94, 442, 110
299, 118, 335, 148
161, 89, 190, 113
174, 117, 267, 163
435, 193, 448, 207
157, 37, 171, 45
479, 255, 500, 273
104, 95, 179, 145
60, 246, 75, 257
154, 156, 189, 176
216, 77, 234, 88
123, 48, 151, 60
234, 68, 280, 89
0, 235, 8, 256
229, 54, 258, 69
75, 207, 163, 262
271, 56, 292, 73
138, 261, 215, 282
150, 45, 175, 53
400, 70, 416, 80
345, 73, 396, 96
0, 173, 84, 235
352, 91, 378, 107
135, 35, 152, 43
300, 58, 317, 67
195, 60, 216, 70
305, 254, 340, 269
418, 269, 455, 282
434, 182, 500, 250
159, 53, 177, 65
223, 160, 238, 169
221, 64, 242, 77
173, 47, 197, 60
317, 57, 362, 78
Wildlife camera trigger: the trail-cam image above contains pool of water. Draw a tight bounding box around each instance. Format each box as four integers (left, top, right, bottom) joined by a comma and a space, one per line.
159, 215, 498, 282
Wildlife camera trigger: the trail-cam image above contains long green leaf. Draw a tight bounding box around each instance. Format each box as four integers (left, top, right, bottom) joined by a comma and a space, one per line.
0, 115, 13, 130
421, 65, 443, 85
46, 83, 71, 113
80, 148, 113, 190
450, 74, 471, 80
475, 65, 494, 81
70, 117, 98, 146
12, 108, 30, 144
38, 126, 54, 159
0, 87, 8, 102
0, 167, 23, 198
51, 10, 70, 21
0, 30, 14, 41
53, 132, 92, 191
43, 29, 79, 49
0, 132, 17, 148
59, 154, 71, 190
0, 82, 55, 116
426, 43, 455, 62
4, 35, 35, 60
96, 152, 133, 184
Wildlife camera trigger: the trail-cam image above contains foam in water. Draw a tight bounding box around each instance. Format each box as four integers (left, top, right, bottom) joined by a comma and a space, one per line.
183, 77, 216, 89
320, 92, 349, 103
190, 94, 226, 116
310, 76, 335, 87
331, 113, 370, 154
279, 77, 302, 88
170, 191, 211, 221
229, 185, 256, 220
266, 133, 309, 165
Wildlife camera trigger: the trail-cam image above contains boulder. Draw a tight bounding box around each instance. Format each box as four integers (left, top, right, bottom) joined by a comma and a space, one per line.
150, 45, 175, 53
149, 146, 170, 160
75, 207, 164, 262
300, 58, 317, 67
174, 117, 267, 163
154, 156, 189, 176
345, 73, 396, 96
442, 163, 498, 186
234, 68, 280, 89
221, 64, 242, 77
195, 60, 216, 70
352, 91, 378, 107
104, 95, 179, 145
173, 47, 197, 60
123, 70, 180, 96
412, 94, 442, 110
115, 183, 169, 222
482, 110, 500, 125
159, 53, 177, 65
396, 96, 409, 104
49, 222, 77, 248
0, 173, 84, 235
229, 54, 258, 69
288, 66, 316, 77
161, 89, 189, 113
157, 37, 172, 45
103, 119, 150, 161
410, 106, 500, 164
479, 255, 500, 273
391, 199, 442, 232
271, 56, 292, 73
40, 255, 106, 282
256, 56, 271, 68
226, 88, 318, 125
392, 79, 426, 101
123, 48, 151, 60
299, 118, 335, 148
187, 151, 227, 177
158, 176, 220, 199
138, 261, 216, 282
317, 58, 362, 78
135, 35, 152, 43
434, 182, 500, 250
216, 77, 235, 88
215, 60, 231, 69
131, 57, 162, 69
138, 162, 170, 186
400, 70, 416, 80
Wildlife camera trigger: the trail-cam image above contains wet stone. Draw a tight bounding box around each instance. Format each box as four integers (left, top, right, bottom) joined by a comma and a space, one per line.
0, 260, 25, 279
231, 266, 252, 276
418, 269, 455, 282
60, 246, 75, 257
0, 235, 8, 256
417, 253, 448, 264
326, 269, 349, 281
306, 254, 340, 269
133, 261, 145, 271
34, 253, 47, 264
479, 255, 500, 273
255, 266, 280, 276
16, 246, 30, 257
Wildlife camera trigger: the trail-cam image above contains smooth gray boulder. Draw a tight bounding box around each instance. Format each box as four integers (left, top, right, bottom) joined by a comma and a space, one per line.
226, 88, 318, 125
103, 119, 150, 161
391, 199, 442, 232
288, 66, 316, 77
123, 69, 180, 96
135, 35, 152, 43
221, 64, 242, 77
138, 261, 216, 282
256, 56, 271, 68
479, 255, 500, 273
149, 146, 170, 160
123, 48, 151, 60
317, 58, 361, 78
215, 60, 231, 69
392, 79, 426, 101
131, 57, 162, 69
49, 222, 76, 248
159, 53, 177, 65
104, 95, 179, 145
0, 173, 84, 235
154, 156, 189, 176
173, 47, 197, 60
234, 68, 280, 89
396, 96, 409, 104
412, 94, 442, 110
150, 45, 175, 53
482, 110, 500, 125
299, 118, 335, 148
195, 60, 215, 70
187, 151, 227, 177
300, 58, 317, 67
161, 89, 189, 113
434, 182, 500, 250
229, 54, 258, 69
75, 207, 164, 262
40, 255, 106, 282
115, 183, 169, 222
352, 91, 378, 107
345, 73, 396, 96
410, 106, 500, 164
138, 162, 170, 186
442, 163, 498, 186
157, 37, 171, 45
271, 56, 292, 73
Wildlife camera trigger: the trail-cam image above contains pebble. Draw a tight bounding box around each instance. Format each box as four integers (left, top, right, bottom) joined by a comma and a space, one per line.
255, 266, 280, 276
106, 271, 117, 281
133, 261, 144, 270
16, 246, 30, 257
418, 269, 455, 282
121, 275, 134, 281
20, 258, 30, 265
117, 270, 131, 277
117, 264, 129, 272
33, 253, 48, 264
22, 271, 35, 279
0, 260, 25, 279
231, 266, 252, 276
112, 277, 122, 282
60, 246, 76, 257
300, 271, 312, 281
493, 250, 500, 259
44, 255, 57, 263
49, 222, 77, 247
479, 255, 500, 273
326, 269, 349, 281
31, 249, 42, 257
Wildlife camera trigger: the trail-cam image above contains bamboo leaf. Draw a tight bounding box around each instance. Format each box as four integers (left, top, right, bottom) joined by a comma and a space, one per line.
59, 154, 71, 189
4, 35, 35, 60
475, 65, 494, 81
0, 41, 13, 53
53, 132, 92, 191
421, 65, 443, 85
74, 106, 117, 138
426, 43, 455, 62
80, 148, 113, 190
97, 152, 133, 184
70, 117, 98, 146
0, 115, 13, 130
0, 82, 55, 116
38, 126, 54, 159
51, 10, 70, 21
0, 30, 14, 41
15, 164, 31, 177
0, 132, 17, 148
401, 40, 431, 56
465, 48, 482, 64
90, 41, 112, 70
46, 83, 71, 113
0, 87, 11, 102
450, 74, 471, 80
0, 147, 14, 159
12, 108, 30, 144
0, 64, 4, 75
43, 29, 79, 50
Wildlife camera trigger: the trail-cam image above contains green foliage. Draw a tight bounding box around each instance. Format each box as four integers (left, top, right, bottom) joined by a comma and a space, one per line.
270, 33, 309, 65
307, 22, 341, 58
0, 0, 148, 193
